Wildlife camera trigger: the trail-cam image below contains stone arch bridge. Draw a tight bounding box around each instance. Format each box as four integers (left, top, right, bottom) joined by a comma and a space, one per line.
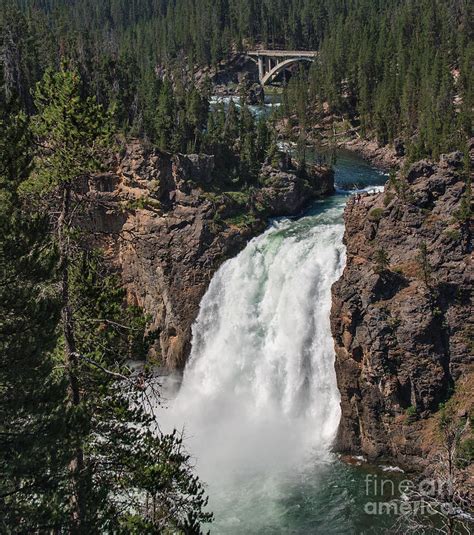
247, 50, 318, 86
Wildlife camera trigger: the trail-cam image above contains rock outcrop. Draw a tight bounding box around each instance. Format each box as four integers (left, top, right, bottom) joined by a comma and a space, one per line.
331, 143, 473, 465
86, 140, 333, 368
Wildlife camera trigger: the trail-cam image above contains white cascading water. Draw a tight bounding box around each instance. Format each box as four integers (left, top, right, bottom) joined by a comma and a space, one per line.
159, 200, 348, 529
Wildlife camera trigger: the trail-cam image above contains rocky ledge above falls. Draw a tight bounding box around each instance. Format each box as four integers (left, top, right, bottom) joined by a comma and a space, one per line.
84, 140, 334, 369
331, 142, 473, 468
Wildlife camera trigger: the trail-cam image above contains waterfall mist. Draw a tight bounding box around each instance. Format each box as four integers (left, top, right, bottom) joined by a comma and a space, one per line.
159, 202, 346, 525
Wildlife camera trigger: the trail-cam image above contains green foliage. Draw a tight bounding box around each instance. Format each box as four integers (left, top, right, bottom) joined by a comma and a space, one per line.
65, 253, 212, 533
122, 196, 162, 212
21, 66, 113, 194
0, 67, 212, 533
153, 80, 209, 153
416, 242, 432, 287
455, 191, 472, 223
224, 212, 258, 228
368, 208, 384, 222
444, 228, 461, 241
387, 315, 401, 331
456, 438, 474, 468
373, 248, 390, 273
226, 190, 251, 205
70, 251, 154, 363
388, 170, 412, 203
155, 79, 176, 151
0, 100, 68, 533
203, 101, 272, 187
406, 405, 417, 418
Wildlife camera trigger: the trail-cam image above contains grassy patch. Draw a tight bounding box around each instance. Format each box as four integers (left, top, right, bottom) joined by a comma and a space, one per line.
369, 207, 384, 222
444, 228, 461, 241
121, 196, 161, 211
225, 190, 251, 205
224, 212, 257, 228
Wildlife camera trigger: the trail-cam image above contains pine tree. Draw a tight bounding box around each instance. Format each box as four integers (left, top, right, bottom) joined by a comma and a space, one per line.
14, 66, 212, 533
239, 103, 257, 182
374, 248, 390, 274
0, 100, 68, 533
13, 65, 112, 533
155, 79, 176, 151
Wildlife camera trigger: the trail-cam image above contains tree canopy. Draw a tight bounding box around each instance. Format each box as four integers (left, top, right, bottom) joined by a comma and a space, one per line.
1, 0, 472, 157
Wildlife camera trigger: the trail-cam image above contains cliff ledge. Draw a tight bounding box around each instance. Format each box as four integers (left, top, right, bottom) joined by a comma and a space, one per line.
331, 142, 473, 469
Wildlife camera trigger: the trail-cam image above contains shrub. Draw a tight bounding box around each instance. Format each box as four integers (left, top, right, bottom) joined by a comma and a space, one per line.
456, 438, 474, 468
383, 192, 394, 206
224, 213, 257, 228
374, 248, 390, 273
416, 242, 432, 286
226, 190, 251, 205
369, 207, 384, 222
444, 228, 461, 241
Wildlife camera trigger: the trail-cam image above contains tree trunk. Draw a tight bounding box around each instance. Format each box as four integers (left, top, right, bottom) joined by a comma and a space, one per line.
58, 182, 85, 534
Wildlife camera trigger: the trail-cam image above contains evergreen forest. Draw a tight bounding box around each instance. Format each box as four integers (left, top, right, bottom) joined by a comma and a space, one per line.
0, 0, 472, 532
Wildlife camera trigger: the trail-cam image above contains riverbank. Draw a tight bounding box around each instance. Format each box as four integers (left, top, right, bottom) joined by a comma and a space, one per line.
335, 137, 403, 170
273, 114, 405, 171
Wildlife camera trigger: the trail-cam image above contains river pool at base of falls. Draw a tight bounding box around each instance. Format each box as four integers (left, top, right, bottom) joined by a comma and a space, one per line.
158, 151, 409, 534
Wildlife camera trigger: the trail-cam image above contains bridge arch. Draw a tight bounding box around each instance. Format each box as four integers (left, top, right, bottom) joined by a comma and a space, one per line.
246, 50, 318, 86
260, 57, 314, 86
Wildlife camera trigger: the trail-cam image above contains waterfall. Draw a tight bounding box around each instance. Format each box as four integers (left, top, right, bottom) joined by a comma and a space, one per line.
160, 201, 346, 497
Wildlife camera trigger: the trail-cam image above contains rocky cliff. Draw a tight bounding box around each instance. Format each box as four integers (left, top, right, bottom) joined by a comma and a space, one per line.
331, 144, 473, 465
85, 140, 334, 368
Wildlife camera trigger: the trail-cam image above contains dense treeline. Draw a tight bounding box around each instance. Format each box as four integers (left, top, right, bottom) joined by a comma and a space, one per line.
279, 0, 473, 159
0, 67, 213, 533
2, 0, 473, 159
7, 0, 334, 67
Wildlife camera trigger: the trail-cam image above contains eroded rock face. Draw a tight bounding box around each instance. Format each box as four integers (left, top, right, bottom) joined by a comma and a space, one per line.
258, 161, 334, 214
86, 140, 334, 368
331, 144, 473, 463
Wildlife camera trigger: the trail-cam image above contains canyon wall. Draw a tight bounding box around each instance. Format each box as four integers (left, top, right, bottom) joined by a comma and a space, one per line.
331, 142, 473, 465
85, 140, 334, 368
